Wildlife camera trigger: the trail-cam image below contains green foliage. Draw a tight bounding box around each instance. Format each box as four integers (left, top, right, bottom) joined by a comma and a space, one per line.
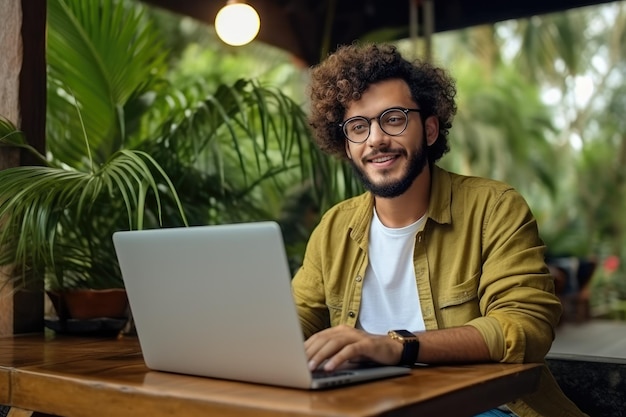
414, 30, 559, 198
138, 6, 362, 224
511, 4, 626, 263
46, 0, 168, 166
0, 115, 185, 290
433, 4, 626, 318
5, 0, 622, 315
1, 0, 344, 290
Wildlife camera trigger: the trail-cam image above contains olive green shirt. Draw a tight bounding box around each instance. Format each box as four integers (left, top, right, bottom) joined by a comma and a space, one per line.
292, 165, 586, 417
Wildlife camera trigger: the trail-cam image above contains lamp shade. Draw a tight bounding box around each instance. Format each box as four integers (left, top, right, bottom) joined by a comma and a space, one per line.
215, 1, 260, 46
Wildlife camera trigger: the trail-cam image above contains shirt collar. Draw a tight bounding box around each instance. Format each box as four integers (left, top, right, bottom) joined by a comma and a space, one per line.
428, 165, 453, 225
347, 164, 454, 245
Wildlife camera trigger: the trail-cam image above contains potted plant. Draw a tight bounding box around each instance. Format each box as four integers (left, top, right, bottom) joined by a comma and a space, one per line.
0, 0, 193, 333
1, 0, 353, 332
0, 113, 188, 328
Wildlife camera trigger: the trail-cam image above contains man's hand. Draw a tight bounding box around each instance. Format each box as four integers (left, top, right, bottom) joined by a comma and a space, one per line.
304, 325, 403, 371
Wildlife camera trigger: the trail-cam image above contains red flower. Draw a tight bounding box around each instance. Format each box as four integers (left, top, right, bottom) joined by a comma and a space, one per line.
603, 255, 620, 273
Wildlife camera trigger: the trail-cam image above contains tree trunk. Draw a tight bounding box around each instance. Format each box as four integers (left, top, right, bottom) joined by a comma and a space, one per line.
0, 0, 47, 336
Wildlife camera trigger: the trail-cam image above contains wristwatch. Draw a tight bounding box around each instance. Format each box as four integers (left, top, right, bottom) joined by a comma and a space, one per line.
388, 329, 420, 366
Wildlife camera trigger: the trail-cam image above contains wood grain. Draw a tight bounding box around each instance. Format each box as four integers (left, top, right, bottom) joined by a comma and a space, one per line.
0, 367, 10, 404
2, 334, 542, 417
7, 408, 34, 417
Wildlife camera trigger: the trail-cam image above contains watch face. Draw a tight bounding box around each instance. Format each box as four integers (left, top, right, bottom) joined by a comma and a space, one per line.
392, 330, 415, 338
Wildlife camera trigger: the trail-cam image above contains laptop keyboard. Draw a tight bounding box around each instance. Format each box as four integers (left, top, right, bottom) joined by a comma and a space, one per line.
311, 370, 355, 379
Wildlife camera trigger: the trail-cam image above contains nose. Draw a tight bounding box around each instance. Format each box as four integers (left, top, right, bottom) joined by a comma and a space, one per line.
366, 119, 389, 148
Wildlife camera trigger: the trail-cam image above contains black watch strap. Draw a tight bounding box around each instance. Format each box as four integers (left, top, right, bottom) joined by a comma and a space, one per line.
388, 330, 420, 366
399, 339, 419, 365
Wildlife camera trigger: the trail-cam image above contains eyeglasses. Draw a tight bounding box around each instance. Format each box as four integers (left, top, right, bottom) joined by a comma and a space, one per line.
339, 107, 421, 144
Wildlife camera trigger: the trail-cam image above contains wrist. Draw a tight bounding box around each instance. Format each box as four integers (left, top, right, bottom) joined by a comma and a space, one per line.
388, 329, 420, 366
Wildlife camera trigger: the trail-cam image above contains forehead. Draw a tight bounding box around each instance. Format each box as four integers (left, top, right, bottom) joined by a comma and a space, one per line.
344, 79, 414, 118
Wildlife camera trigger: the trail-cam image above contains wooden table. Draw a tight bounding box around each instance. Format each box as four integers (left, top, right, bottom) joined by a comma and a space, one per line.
0, 334, 542, 417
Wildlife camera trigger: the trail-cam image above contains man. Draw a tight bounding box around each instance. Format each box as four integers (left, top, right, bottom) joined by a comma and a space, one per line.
291, 44, 586, 417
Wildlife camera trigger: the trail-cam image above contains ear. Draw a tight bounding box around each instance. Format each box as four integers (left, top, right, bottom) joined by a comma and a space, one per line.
425, 116, 439, 146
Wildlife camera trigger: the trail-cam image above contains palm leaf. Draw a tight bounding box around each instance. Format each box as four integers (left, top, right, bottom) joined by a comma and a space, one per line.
139, 78, 338, 216
0, 135, 187, 289
46, 0, 167, 168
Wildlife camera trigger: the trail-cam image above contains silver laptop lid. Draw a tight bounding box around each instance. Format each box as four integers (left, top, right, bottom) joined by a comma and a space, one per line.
113, 222, 315, 388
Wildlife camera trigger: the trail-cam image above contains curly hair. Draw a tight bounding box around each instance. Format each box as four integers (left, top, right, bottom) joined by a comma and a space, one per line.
308, 43, 457, 163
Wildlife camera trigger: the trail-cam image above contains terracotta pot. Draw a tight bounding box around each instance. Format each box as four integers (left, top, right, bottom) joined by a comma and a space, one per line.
47, 289, 129, 320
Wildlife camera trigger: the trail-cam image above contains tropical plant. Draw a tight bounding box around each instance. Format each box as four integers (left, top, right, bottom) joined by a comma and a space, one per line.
0, 0, 343, 293
0, 116, 186, 290
498, 3, 626, 258
394, 4, 626, 323
0, 0, 191, 292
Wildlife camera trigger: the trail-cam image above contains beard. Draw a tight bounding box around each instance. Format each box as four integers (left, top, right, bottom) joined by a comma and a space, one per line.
350, 140, 428, 199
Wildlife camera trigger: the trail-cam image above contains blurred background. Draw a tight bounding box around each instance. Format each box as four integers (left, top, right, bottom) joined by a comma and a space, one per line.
138, 0, 626, 323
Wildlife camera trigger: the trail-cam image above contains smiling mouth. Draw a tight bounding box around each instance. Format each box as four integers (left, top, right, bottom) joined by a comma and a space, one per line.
370, 155, 397, 163
365, 151, 403, 165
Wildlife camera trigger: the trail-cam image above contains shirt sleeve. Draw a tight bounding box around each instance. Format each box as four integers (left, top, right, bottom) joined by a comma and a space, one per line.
291, 223, 331, 339
466, 189, 562, 363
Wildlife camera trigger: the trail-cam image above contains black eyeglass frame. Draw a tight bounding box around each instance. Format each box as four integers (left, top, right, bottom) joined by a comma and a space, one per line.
339, 107, 421, 144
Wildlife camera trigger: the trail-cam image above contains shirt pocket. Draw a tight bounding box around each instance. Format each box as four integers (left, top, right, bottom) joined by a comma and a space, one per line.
437, 273, 481, 326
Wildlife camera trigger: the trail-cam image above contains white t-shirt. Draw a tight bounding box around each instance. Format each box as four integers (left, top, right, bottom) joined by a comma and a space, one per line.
356, 209, 427, 334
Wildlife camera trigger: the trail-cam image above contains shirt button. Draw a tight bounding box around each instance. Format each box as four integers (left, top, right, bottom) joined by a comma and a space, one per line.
348, 311, 355, 318
355, 276, 362, 282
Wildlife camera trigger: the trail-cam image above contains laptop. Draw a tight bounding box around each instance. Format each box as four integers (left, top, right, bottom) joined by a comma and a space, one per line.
112, 221, 411, 389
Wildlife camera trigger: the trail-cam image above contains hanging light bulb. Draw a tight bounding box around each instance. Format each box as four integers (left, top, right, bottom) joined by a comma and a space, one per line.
215, 0, 261, 46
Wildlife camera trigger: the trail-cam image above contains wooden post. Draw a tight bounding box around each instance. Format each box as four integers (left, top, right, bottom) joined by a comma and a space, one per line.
0, 0, 47, 335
